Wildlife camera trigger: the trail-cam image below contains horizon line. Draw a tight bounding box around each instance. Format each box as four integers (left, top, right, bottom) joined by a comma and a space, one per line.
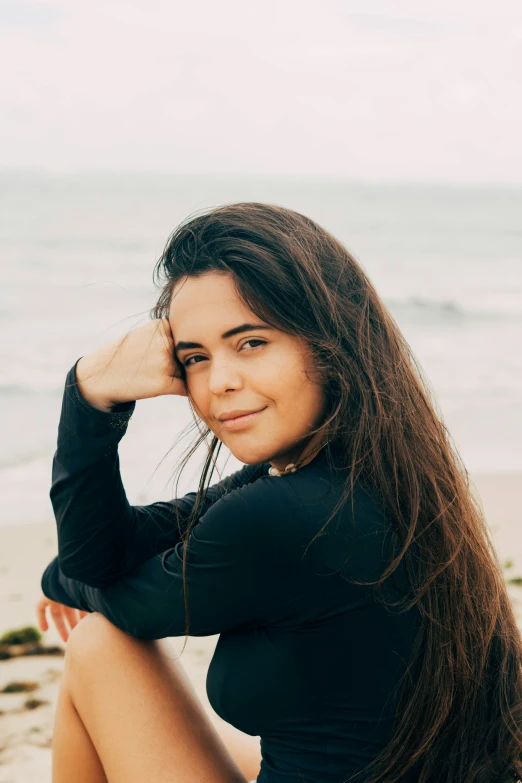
1, 166, 522, 191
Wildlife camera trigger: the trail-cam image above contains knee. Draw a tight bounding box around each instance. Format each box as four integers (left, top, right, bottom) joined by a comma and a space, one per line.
66, 611, 130, 668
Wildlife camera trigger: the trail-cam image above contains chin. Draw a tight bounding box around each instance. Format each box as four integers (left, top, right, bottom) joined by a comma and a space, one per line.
226, 442, 274, 466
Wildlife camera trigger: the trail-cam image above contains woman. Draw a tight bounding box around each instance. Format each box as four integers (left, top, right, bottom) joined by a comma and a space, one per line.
37, 203, 522, 783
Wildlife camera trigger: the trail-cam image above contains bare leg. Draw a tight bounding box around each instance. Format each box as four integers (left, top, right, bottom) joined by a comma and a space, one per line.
52, 675, 108, 783
53, 612, 259, 783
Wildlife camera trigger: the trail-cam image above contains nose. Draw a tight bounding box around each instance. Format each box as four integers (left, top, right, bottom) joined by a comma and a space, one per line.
208, 360, 244, 395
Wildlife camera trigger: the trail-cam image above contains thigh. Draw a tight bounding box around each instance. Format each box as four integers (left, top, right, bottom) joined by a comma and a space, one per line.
207, 715, 262, 783
65, 612, 259, 783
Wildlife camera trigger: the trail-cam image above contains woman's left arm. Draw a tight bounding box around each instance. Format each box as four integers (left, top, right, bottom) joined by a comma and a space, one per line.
51, 358, 268, 588
41, 475, 322, 639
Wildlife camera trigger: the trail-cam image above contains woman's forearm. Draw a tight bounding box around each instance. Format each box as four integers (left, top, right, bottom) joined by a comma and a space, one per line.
50, 359, 269, 589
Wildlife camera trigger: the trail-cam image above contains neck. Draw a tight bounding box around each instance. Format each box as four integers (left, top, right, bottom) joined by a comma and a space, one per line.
269, 431, 329, 473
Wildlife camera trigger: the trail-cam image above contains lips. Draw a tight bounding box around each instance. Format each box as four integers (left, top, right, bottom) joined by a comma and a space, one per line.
219, 406, 267, 431
219, 408, 265, 422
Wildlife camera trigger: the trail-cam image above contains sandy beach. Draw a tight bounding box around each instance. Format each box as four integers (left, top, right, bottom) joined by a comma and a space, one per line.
0, 471, 521, 782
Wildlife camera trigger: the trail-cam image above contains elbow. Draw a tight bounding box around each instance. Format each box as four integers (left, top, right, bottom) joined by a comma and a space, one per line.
58, 557, 119, 589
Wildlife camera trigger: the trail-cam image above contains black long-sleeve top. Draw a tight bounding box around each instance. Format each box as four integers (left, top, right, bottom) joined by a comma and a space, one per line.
41, 358, 422, 783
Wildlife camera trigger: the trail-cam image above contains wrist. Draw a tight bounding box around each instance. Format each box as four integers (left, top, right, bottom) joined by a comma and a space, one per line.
75, 356, 116, 413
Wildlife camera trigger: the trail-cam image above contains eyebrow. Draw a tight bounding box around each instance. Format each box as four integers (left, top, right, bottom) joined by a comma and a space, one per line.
174, 323, 273, 354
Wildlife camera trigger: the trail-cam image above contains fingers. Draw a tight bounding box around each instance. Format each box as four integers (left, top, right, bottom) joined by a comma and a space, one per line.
35, 598, 48, 633
49, 604, 70, 643
63, 605, 81, 633
36, 597, 91, 644
159, 316, 172, 340
156, 317, 174, 352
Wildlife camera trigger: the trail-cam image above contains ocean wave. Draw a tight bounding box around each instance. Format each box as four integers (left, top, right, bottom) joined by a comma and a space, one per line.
384, 296, 520, 325
0, 384, 61, 398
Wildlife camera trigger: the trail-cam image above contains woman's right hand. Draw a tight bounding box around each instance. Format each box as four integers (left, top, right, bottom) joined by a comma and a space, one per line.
75, 318, 187, 412
35, 594, 90, 644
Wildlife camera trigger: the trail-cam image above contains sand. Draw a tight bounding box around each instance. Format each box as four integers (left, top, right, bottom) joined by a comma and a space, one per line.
0, 471, 521, 782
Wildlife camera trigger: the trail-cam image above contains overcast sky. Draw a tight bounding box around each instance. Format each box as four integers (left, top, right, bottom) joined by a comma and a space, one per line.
1, 0, 522, 183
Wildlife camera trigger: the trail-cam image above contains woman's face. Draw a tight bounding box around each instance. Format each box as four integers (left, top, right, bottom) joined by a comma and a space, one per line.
168, 271, 326, 471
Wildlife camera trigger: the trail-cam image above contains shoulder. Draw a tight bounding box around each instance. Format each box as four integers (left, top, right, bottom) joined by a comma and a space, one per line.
192, 463, 391, 577
196, 462, 346, 550
201, 472, 295, 531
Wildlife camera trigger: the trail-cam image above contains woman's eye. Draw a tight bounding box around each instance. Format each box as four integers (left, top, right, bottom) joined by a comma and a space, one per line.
182, 339, 267, 367
242, 339, 267, 351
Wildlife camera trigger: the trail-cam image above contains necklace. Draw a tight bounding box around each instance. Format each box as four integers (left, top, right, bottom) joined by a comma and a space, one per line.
267, 440, 331, 477
268, 463, 298, 477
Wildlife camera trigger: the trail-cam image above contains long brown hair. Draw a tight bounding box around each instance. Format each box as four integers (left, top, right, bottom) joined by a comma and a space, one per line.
150, 202, 522, 783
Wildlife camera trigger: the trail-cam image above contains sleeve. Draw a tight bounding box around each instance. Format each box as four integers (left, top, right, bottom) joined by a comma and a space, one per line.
41, 475, 322, 640
50, 358, 269, 588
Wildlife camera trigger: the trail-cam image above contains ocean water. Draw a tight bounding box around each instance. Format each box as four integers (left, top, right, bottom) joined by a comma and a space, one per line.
1, 171, 521, 526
